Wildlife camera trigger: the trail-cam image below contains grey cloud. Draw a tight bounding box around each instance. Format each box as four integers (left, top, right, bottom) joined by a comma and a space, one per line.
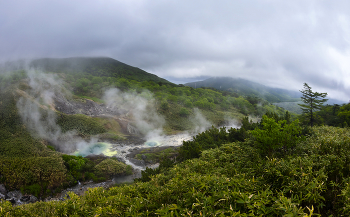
1, 0, 350, 101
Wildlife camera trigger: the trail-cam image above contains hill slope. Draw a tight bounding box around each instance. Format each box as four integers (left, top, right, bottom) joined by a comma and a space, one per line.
185, 77, 301, 103
2, 57, 172, 84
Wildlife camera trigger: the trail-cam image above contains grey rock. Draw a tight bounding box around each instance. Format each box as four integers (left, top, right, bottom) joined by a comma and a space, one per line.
6, 190, 23, 205
115, 157, 126, 164
0, 193, 6, 200
0, 184, 6, 195
29, 195, 38, 203
141, 154, 147, 160
129, 158, 145, 167
6, 198, 16, 204
7, 190, 22, 200
20, 195, 31, 202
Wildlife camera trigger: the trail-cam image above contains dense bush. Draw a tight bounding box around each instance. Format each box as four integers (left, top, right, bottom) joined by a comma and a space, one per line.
250, 115, 302, 157
0, 157, 67, 191
94, 159, 127, 178
57, 113, 107, 136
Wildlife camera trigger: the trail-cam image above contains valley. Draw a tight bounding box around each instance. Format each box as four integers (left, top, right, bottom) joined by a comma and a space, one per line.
2, 57, 350, 215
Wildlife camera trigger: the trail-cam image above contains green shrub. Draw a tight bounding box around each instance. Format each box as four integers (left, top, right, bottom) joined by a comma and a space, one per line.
125, 165, 133, 175
0, 157, 67, 191
179, 107, 190, 117
21, 183, 42, 198
94, 159, 127, 178
47, 145, 55, 151
160, 100, 169, 110
250, 115, 302, 157
57, 113, 107, 136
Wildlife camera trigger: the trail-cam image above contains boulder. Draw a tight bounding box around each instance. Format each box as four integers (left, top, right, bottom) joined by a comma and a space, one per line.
6, 198, 16, 205
128, 158, 145, 167
6, 190, 23, 205
0, 193, 6, 200
115, 157, 126, 164
29, 195, 38, 203
0, 184, 6, 196
20, 195, 31, 202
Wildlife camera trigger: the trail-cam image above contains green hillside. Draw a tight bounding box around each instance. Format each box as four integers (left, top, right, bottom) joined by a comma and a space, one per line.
0, 60, 289, 189
0, 57, 315, 216
185, 77, 302, 103
28, 57, 172, 84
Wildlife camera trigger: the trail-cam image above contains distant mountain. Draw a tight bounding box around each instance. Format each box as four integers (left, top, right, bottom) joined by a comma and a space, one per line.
1, 57, 172, 84
185, 77, 302, 103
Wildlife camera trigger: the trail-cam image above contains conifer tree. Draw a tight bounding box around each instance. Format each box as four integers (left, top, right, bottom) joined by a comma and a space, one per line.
299, 83, 328, 127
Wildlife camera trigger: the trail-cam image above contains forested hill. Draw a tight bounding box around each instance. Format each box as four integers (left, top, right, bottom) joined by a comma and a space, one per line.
185, 77, 302, 103
5, 57, 172, 84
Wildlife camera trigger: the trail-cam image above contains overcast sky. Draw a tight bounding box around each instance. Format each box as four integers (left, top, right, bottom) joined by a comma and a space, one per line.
1, 0, 350, 101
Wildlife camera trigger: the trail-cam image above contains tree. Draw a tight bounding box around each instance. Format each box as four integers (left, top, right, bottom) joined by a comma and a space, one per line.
299, 83, 328, 127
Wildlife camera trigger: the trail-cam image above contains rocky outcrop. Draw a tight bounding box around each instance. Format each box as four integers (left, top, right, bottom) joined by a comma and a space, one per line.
0, 184, 6, 201
54, 94, 125, 116
0, 184, 6, 195
0, 186, 39, 206
54, 94, 142, 136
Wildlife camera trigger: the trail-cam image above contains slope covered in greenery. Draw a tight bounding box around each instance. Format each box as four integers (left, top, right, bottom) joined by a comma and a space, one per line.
3, 123, 350, 216
0, 78, 130, 196
5, 57, 172, 84
0, 61, 291, 199
185, 77, 302, 103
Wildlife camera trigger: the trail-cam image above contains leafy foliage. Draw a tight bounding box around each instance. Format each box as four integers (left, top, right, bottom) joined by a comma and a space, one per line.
250, 115, 302, 157
57, 113, 107, 136
94, 159, 127, 178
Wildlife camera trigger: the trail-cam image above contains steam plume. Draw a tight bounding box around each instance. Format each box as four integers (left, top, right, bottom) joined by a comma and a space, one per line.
103, 88, 165, 140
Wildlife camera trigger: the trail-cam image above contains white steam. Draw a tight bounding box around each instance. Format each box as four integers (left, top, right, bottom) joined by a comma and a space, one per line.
16, 70, 91, 153
190, 108, 212, 134
103, 88, 165, 140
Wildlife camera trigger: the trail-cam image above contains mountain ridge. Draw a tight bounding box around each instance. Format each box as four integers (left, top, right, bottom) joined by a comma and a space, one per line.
1, 57, 172, 85
184, 76, 301, 103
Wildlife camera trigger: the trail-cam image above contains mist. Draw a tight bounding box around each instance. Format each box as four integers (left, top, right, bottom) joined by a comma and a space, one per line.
16, 70, 97, 153
14, 68, 219, 154
103, 88, 165, 140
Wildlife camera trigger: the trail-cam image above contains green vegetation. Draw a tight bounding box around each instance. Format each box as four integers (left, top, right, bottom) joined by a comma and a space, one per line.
185, 77, 302, 103
0, 87, 67, 194
250, 115, 302, 157
30, 57, 171, 85
0, 67, 292, 199
57, 113, 107, 136
3, 126, 350, 215
134, 147, 178, 163
50, 68, 287, 131
94, 159, 128, 178
0, 85, 129, 196
3, 59, 350, 215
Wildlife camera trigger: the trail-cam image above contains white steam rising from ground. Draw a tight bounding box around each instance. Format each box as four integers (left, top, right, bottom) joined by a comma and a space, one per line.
190, 108, 212, 134
16, 70, 96, 153
17, 70, 64, 141
15, 70, 226, 157
103, 88, 165, 140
